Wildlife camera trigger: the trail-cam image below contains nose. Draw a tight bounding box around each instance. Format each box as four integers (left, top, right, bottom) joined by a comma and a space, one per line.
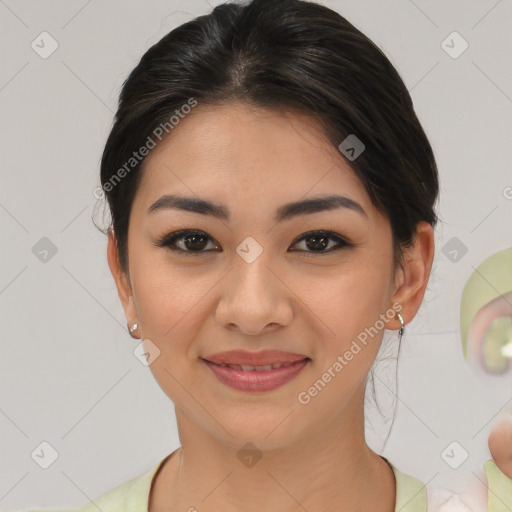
215, 253, 293, 336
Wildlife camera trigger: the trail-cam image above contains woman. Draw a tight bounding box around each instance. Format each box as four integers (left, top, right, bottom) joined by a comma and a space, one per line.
25, 0, 512, 510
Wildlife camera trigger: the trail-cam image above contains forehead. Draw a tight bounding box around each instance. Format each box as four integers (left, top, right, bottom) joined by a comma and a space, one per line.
133, 102, 373, 221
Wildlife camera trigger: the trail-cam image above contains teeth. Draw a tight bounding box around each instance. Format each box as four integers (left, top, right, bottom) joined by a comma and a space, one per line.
240, 364, 274, 371
216, 362, 300, 371
217, 363, 285, 370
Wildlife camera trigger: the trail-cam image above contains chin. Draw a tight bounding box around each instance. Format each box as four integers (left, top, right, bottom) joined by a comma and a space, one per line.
223, 415, 307, 450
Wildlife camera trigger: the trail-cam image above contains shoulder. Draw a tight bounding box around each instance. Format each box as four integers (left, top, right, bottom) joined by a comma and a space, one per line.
22, 474, 148, 512
382, 459, 472, 512
484, 458, 512, 512
22, 456, 166, 512
425, 487, 478, 512
384, 456, 512, 512
21, 480, 136, 512
383, 457, 428, 511
23, 507, 78, 512
424, 459, 512, 512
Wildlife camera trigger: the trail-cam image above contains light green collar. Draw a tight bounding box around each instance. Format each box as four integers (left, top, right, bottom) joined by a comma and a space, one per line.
484, 459, 512, 512
76, 454, 511, 512
127, 454, 429, 512
382, 456, 427, 512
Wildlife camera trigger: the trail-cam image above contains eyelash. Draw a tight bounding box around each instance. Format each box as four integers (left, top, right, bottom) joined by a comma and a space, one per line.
154, 229, 354, 257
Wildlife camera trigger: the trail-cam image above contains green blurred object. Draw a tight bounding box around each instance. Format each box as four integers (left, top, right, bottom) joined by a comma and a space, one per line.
481, 315, 512, 373
460, 247, 512, 372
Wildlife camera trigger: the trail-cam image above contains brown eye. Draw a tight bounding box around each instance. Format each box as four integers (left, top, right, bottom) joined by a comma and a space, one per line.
289, 230, 353, 256
154, 230, 220, 255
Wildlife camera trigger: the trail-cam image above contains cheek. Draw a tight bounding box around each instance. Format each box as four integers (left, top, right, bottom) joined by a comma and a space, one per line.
294, 255, 392, 345
129, 253, 212, 345
293, 268, 391, 416
131, 261, 211, 399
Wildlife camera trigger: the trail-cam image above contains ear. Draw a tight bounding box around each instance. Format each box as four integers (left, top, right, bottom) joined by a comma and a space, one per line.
107, 228, 138, 334
386, 221, 435, 330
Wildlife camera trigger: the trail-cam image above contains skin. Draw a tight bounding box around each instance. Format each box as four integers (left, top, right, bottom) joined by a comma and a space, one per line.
106, 101, 489, 511
489, 416, 512, 478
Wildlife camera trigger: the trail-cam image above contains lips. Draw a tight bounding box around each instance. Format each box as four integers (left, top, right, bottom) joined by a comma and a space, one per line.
202, 357, 311, 392
202, 349, 310, 369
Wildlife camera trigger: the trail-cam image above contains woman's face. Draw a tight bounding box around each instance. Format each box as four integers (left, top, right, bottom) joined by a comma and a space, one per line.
110, 102, 409, 449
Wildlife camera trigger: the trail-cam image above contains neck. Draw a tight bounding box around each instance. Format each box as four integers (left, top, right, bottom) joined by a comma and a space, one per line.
149, 392, 396, 512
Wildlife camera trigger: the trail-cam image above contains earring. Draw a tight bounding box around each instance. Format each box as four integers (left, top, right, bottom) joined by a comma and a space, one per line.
128, 322, 139, 338
397, 313, 405, 340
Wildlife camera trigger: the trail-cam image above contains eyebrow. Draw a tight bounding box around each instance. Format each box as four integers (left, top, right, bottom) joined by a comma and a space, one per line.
147, 194, 367, 222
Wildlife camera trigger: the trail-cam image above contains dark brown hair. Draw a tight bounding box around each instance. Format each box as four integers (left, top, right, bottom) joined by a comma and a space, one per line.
97, 0, 439, 276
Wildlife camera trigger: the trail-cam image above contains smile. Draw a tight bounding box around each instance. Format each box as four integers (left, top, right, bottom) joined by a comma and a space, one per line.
214, 361, 297, 370
202, 358, 311, 392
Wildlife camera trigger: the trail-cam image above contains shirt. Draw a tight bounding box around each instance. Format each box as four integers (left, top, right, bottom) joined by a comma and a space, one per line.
23, 455, 512, 512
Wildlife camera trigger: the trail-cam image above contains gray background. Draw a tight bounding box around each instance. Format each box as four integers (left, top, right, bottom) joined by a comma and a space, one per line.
1, 0, 511, 509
